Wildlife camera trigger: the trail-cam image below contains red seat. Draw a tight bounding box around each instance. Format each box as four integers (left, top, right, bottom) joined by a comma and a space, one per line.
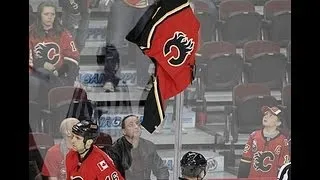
197, 41, 243, 91
281, 84, 291, 131
43, 86, 93, 137
263, 0, 291, 46
224, 83, 278, 166
95, 132, 113, 150
243, 40, 287, 90
217, 0, 262, 47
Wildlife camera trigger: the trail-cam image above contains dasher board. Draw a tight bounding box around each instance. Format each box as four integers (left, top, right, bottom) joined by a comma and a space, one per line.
202, 90, 281, 102
86, 88, 281, 102
118, 128, 215, 145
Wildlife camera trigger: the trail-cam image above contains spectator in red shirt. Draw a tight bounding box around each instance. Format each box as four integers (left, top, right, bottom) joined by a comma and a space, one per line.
238, 106, 290, 179
42, 118, 80, 180
29, 1, 80, 109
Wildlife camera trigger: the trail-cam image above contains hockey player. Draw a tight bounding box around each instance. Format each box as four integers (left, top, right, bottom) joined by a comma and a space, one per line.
65, 120, 124, 180
179, 151, 207, 180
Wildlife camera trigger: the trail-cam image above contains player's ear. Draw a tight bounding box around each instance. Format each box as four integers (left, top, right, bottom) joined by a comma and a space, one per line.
85, 139, 94, 148
122, 129, 126, 136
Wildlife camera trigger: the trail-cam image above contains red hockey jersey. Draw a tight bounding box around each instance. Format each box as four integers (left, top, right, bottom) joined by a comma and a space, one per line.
65, 145, 124, 180
240, 130, 290, 179
29, 26, 79, 72
126, 0, 200, 133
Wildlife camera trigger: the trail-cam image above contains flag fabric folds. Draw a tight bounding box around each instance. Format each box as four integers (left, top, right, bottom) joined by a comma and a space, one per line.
126, 0, 200, 133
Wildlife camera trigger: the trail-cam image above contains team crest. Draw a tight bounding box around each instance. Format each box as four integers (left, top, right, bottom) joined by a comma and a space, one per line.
163, 31, 195, 67
253, 151, 275, 172
34, 42, 60, 65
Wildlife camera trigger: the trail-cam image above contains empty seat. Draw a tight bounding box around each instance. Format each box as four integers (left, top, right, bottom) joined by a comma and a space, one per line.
197, 41, 244, 92
44, 86, 93, 137
281, 84, 291, 131
263, 0, 291, 46
192, 0, 219, 43
243, 40, 287, 89
95, 132, 113, 150
286, 41, 291, 83
217, 0, 262, 47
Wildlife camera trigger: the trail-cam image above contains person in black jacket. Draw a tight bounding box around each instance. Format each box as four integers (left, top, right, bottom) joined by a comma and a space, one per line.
105, 114, 169, 180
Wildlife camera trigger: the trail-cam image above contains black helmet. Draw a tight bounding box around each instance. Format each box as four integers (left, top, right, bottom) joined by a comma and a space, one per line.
180, 151, 207, 179
72, 120, 99, 142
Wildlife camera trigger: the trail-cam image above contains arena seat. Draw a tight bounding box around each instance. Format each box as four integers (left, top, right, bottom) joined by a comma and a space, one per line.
217, 0, 263, 47
263, 0, 291, 47
42, 86, 93, 137
281, 84, 291, 132
193, 0, 219, 43
224, 83, 279, 166
197, 41, 243, 92
243, 40, 287, 90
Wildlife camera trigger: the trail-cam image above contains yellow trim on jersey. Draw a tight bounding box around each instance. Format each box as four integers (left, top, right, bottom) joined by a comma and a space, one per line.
153, 77, 164, 126
140, 1, 190, 50
240, 159, 251, 163
64, 57, 79, 66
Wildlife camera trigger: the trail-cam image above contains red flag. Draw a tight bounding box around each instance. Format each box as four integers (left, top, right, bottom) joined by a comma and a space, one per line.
126, 0, 200, 133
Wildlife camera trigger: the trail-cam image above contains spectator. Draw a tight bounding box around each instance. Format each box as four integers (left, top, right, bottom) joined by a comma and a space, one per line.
29, 1, 80, 108
59, 0, 97, 53
237, 106, 291, 179
179, 151, 208, 180
103, 0, 154, 92
100, 43, 121, 92
105, 114, 169, 179
42, 118, 80, 180
66, 120, 125, 180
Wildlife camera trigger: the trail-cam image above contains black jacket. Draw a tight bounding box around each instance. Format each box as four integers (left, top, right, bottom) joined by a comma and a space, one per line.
105, 136, 169, 180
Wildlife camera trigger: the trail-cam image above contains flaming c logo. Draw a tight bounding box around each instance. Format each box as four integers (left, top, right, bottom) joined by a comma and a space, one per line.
163, 31, 195, 67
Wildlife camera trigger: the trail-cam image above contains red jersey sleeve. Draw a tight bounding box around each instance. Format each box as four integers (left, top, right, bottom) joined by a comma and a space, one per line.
278, 137, 290, 168
241, 132, 254, 164
95, 156, 125, 180
61, 30, 80, 67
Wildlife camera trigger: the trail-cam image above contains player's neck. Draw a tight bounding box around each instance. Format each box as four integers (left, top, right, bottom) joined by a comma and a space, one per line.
263, 127, 279, 135
79, 148, 90, 158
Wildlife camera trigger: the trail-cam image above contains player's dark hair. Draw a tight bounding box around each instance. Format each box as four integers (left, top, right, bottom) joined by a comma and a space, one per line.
31, 1, 63, 39
121, 114, 139, 129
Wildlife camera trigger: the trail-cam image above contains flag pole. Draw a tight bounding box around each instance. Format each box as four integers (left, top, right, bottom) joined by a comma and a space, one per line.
173, 91, 184, 180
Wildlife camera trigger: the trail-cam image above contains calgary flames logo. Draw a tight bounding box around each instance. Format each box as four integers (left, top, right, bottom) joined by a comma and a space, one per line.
163, 31, 195, 67
253, 151, 275, 172
34, 42, 60, 65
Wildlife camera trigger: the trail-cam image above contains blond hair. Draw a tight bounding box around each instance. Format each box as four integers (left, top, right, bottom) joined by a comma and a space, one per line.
60, 118, 80, 137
